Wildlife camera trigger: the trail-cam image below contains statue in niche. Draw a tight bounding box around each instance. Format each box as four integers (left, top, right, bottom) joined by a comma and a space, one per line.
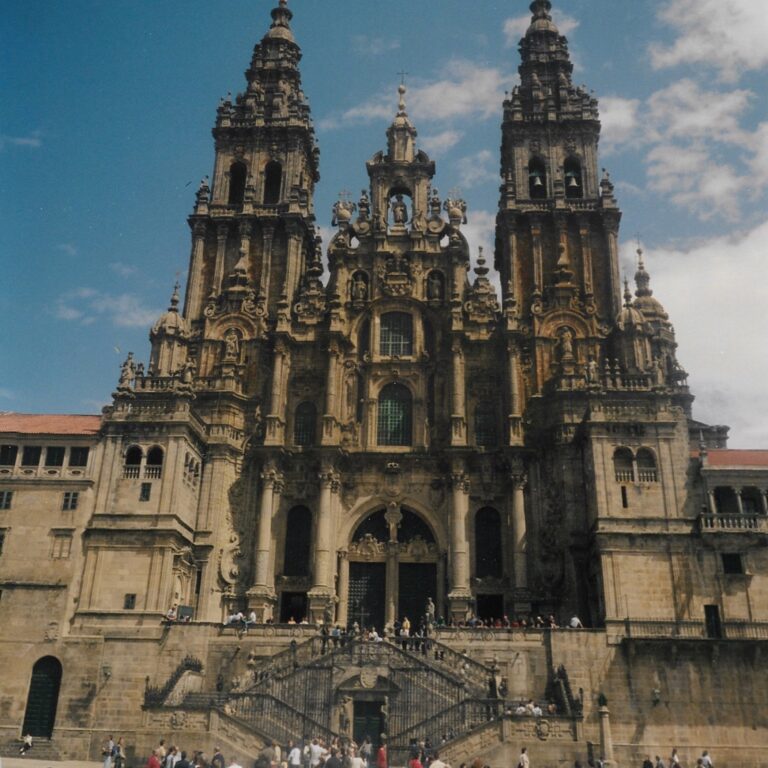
345, 374, 357, 420
427, 271, 443, 300
224, 329, 240, 361
352, 273, 368, 303
358, 189, 370, 220
429, 188, 442, 217
559, 328, 574, 360
391, 194, 407, 225
585, 355, 598, 385
411, 208, 426, 232
380, 696, 389, 735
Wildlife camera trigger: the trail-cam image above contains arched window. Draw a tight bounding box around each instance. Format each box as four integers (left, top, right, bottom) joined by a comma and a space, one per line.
228, 162, 247, 206
636, 448, 658, 482
564, 157, 583, 199
124, 446, 142, 478
293, 401, 317, 446
22, 656, 62, 738
529, 157, 547, 199
475, 507, 503, 578
475, 402, 497, 447
380, 312, 413, 357
263, 161, 282, 205
353, 507, 435, 543
613, 448, 634, 483
377, 383, 412, 446
145, 446, 164, 479
283, 506, 312, 576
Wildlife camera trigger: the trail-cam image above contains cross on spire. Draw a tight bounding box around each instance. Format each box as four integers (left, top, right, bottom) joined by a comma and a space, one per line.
338, 189, 352, 203
397, 70, 408, 86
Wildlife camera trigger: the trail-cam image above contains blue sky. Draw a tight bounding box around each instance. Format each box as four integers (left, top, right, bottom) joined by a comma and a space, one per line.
3, 0, 768, 446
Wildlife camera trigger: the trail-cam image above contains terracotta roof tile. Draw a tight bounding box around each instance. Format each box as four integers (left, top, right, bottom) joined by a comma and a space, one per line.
705, 450, 768, 468
0, 412, 101, 436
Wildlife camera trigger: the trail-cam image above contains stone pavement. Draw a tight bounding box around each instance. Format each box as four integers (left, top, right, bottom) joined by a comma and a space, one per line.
0, 759, 101, 768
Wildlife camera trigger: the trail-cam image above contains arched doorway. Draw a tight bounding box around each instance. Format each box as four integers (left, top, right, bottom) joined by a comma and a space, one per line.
22, 656, 62, 738
347, 507, 440, 631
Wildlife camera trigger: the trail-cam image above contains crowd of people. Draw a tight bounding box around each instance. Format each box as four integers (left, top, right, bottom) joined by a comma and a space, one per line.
640, 749, 715, 768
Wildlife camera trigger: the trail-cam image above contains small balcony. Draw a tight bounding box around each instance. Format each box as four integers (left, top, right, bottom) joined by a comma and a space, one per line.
699, 513, 768, 533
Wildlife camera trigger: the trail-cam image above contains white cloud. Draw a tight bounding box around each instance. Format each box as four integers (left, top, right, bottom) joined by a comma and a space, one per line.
57, 243, 78, 256
351, 35, 400, 56
620, 220, 768, 447
110, 262, 137, 277
319, 61, 513, 131
420, 130, 463, 156
54, 288, 161, 328
645, 143, 742, 220
504, 11, 580, 47
599, 96, 641, 151
0, 131, 42, 150
645, 79, 752, 144
0, 388, 16, 400
651, 0, 768, 82
455, 150, 496, 189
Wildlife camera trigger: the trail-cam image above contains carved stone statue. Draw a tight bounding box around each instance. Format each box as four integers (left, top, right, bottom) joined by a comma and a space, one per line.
352, 273, 368, 302
559, 328, 574, 360
380, 695, 389, 734
426, 597, 436, 624
391, 194, 407, 225
427, 271, 443, 300
224, 329, 240, 361
586, 355, 598, 384
118, 352, 135, 389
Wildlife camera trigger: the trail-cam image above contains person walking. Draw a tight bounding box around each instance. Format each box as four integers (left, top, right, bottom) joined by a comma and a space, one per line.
19, 734, 33, 756
103, 735, 115, 768
517, 747, 529, 768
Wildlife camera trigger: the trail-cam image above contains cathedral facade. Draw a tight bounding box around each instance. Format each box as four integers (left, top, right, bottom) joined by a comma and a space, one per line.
1, 2, 767, 765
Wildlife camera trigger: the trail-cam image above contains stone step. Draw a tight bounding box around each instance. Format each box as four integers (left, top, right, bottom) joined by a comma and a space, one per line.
0, 739, 61, 761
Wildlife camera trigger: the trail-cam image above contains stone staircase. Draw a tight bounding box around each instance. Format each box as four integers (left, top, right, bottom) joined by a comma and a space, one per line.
0, 737, 61, 761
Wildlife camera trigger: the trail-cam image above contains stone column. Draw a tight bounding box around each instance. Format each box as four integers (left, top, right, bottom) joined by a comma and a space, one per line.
511, 471, 528, 590
707, 489, 718, 515
264, 341, 290, 445
238, 220, 252, 276
322, 342, 340, 444
598, 705, 615, 766
336, 550, 350, 626
507, 341, 522, 445
212, 223, 229, 294
604, 219, 622, 318
308, 467, 339, 622
448, 466, 472, 622
579, 217, 594, 298
184, 221, 207, 319
248, 466, 283, 620
761, 490, 768, 516
385, 541, 399, 629
530, 217, 543, 295
735, 488, 744, 515
258, 223, 275, 302
451, 339, 467, 445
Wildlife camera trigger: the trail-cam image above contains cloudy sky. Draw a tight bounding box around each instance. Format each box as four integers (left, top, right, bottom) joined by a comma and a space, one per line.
3, 0, 768, 447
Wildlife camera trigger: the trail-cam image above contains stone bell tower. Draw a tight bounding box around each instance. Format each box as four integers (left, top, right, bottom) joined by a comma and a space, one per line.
496, 0, 622, 430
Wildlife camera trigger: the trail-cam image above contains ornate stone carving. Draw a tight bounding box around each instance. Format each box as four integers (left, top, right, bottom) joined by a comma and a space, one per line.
348, 534, 386, 561
377, 253, 413, 297
464, 248, 500, 324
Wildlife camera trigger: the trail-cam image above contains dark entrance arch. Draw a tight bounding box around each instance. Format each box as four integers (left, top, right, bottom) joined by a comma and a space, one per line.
22, 656, 62, 738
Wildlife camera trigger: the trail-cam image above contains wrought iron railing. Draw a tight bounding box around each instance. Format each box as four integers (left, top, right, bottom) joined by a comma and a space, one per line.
225, 692, 335, 745
389, 698, 502, 765
144, 655, 203, 707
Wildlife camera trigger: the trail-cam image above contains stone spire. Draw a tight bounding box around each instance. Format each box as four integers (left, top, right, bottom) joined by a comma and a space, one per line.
387, 84, 418, 163
633, 247, 669, 323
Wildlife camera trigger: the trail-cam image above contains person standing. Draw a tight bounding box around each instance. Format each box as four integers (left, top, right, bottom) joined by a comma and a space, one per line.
700, 752, 713, 768
114, 737, 126, 768
211, 746, 226, 768
146, 749, 162, 768
288, 741, 302, 768
19, 734, 33, 755
376, 737, 387, 768
670, 749, 680, 768
103, 735, 115, 768
517, 747, 529, 768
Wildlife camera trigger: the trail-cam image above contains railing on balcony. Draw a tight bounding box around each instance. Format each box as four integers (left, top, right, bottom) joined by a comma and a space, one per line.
123, 465, 141, 479
699, 513, 766, 532
637, 469, 658, 482
614, 470, 634, 482
622, 618, 768, 641
144, 465, 163, 479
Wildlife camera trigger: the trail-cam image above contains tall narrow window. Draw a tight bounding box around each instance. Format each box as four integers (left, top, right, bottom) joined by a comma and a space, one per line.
474, 402, 497, 447
613, 448, 634, 483
283, 506, 312, 577
0, 491, 13, 510
380, 312, 413, 357
564, 157, 583, 199
68, 447, 89, 467
377, 383, 412, 446
228, 162, 247, 206
124, 446, 142, 478
45, 447, 65, 467
62, 492, 79, 511
475, 507, 503, 578
529, 157, 547, 199
293, 402, 317, 446
358, 319, 370, 359
21, 446, 42, 467
264, 161, 282, 205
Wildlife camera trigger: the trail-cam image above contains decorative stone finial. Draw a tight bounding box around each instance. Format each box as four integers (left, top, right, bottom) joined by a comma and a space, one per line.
635, 247, 652, 297
475, 247, 489, 278
169, 281, 180, 311
397, 83, 407, 116
623, 278, 632, 308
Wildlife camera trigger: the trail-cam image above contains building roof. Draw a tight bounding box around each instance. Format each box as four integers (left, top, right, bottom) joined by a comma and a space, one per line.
704, 450, 768, 468
0, 412, 101, 436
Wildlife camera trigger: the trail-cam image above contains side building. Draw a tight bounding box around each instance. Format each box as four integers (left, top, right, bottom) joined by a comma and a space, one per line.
1, 1, 767, 764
